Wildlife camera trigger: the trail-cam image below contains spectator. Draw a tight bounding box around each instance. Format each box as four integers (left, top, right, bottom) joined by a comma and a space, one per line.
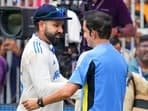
109, 37, 134, 63
3, 39, 22, 57
0, 39, 8, 103
123, 72, 148, 111
3, 39, 23, 103
128, 34, 148, 80
110, 37, 122, 52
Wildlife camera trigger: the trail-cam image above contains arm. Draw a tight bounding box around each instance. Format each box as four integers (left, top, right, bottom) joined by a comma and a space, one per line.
22, 82, 80, 111
3, 39, 22, 57
111, 24, 137, 37
118, 24, 136, 37
22, 51, 87, 111
26, 50, 68, 98
43, 83, 80, 105
111, 0, 136, 37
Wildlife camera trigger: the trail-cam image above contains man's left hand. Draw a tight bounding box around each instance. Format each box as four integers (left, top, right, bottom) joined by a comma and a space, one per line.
22, 98, 39, 111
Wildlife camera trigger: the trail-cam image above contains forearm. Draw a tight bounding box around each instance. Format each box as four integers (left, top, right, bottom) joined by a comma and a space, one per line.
43, 84, 73, 105
42, 83, 79, 106
118, 24, 136, 37
34, 82, 66, 97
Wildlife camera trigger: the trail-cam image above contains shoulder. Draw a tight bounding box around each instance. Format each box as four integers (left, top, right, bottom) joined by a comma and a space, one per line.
78, 51, 92, 62
22, 38, 49, 63
24, 37, 44, 54
32, 39, 43, 54
128, 58, 138, 66
76, 50, 94, 68
127, 72, 148, 94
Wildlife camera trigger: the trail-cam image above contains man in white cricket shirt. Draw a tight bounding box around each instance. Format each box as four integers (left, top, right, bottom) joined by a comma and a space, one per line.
17, 4, 80, 111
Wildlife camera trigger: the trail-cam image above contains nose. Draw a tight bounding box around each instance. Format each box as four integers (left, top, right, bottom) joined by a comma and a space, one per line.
58, 26, 63, 33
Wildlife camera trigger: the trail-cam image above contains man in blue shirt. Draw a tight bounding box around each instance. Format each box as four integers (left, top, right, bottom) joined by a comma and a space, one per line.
22, 10, 128, 111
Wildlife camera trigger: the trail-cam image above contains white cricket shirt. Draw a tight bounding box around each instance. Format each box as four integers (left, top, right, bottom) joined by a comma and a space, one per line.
17, 34, 67, 111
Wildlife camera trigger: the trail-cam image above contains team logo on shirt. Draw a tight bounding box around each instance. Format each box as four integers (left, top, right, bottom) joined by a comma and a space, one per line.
53, 60, 56, 65
53, 70, 60, 80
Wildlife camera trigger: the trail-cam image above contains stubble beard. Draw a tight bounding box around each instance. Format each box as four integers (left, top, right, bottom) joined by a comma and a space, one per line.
44, 30, 57, 45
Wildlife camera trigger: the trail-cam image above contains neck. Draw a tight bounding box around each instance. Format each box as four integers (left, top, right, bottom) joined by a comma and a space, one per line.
36, 32, 51, 44
94, 39, 109, 47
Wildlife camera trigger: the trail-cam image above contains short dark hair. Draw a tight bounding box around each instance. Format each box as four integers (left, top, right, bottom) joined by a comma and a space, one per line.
83, 10, 112, 39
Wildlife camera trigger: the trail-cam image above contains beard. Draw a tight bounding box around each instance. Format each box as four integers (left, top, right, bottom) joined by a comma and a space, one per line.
142, 56, 148, 65
139, 52, 148, 65
44, 29, 62, 45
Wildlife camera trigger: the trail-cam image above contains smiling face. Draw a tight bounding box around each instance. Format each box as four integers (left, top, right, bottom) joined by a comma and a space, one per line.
137, 41, 148, 64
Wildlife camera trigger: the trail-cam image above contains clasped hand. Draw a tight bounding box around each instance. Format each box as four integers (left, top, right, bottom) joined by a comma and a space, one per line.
22, 98, 39, 111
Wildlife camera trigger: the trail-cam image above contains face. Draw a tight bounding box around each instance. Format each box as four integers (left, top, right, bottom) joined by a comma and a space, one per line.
43, 20, 64, 44
83, 21, 94, 48
137, 41, 148, 63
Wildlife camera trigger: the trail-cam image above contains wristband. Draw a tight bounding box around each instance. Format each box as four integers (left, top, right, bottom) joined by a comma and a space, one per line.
37, 98, 44, 107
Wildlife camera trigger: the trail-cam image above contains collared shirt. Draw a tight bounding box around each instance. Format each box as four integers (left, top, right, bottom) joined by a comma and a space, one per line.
128, 58, 148, 80
17, 33, 67, 111
69, 43, 128, 111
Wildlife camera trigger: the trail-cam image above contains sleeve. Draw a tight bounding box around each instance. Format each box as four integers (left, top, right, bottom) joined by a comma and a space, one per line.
28, 53, 67, 97
117, 0, 133, 27
69, 52, 92, 88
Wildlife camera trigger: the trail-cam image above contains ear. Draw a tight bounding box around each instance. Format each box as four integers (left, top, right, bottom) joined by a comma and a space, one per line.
90, 30, 97, 39
38, 21, 45, 31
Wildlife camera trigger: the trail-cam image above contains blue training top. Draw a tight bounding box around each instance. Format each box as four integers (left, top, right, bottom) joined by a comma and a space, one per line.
69, 43, 128, 111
